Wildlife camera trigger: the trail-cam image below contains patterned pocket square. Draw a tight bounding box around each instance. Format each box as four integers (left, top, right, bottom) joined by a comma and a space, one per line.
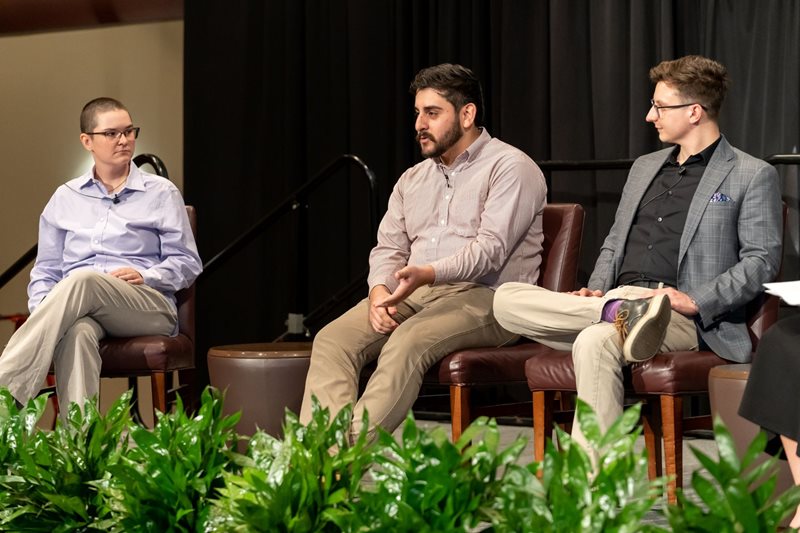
709, 192, 733, 203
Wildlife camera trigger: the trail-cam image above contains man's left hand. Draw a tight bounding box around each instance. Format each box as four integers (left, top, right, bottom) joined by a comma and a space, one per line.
110, 267, 144, 285
651, 286, 699, 316
375, 265, 435, 307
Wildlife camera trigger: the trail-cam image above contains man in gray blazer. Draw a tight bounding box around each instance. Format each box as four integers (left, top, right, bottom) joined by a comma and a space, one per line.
492, 55, 783, 450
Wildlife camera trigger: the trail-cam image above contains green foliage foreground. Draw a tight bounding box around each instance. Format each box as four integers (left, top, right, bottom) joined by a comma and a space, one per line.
0, 388, 798, 532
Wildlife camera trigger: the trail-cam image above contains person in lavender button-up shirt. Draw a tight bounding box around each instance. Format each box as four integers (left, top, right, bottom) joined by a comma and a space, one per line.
300, 64, 547, 441
0, 97, 202, 415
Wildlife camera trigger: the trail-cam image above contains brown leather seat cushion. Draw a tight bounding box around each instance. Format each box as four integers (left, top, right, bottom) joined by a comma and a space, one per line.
524, 347, 732, 396
438, 342, 558, 386
100, 333, 194, 374
630, 350, 731, 395
524, 348, 575, 390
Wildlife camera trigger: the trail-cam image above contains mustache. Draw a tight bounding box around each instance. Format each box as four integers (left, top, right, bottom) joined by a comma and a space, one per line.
416, 132, 435, 142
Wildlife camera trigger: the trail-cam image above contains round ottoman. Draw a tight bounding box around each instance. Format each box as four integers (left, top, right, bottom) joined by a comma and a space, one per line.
208, 342, 312, 438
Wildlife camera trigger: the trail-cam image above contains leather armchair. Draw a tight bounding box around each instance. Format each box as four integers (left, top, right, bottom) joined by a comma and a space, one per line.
436, 203, 585, 440
526, 290, 780, 503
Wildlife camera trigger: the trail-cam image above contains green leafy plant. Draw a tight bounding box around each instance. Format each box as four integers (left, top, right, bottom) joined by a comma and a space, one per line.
489, 400, 664, 532
99, 387, 240, 532
664, 416, 800, 532
351, 415, 527, 532
484, 460, 547, 532
209, 398, 372, 532
0, 390, 132, 532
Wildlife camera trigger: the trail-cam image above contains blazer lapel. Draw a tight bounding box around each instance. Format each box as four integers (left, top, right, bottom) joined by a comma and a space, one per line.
679, 137, 735, 263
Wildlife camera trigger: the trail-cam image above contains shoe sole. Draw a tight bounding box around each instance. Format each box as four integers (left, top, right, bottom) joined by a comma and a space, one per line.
622, 294, 672, 362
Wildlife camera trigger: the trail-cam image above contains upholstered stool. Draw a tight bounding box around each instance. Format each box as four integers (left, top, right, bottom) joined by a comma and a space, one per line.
208, 342, 312, 438
708, 364, 794, 516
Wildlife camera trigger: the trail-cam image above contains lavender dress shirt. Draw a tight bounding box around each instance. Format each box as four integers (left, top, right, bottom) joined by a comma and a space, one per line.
28, 163, 202, 313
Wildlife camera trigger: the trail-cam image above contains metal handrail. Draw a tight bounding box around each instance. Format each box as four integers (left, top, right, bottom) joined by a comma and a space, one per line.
132, 153, 170, 179
201, 154, 378, 279
765, 154, 800, 165
0, 154, 168, 291
536, 153, 800, 172
539, 159, 634, 171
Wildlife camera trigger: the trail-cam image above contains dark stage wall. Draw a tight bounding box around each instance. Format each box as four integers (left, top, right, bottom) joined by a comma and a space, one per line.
184, 1, 800, 388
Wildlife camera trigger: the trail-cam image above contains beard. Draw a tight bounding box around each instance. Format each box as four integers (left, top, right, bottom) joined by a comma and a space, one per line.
417, 120, 463, 159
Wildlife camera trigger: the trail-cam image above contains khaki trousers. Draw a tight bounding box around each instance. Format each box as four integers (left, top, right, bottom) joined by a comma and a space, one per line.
493, 283, 698, 449
299, 283, 517, 441
0, 270, 176, 414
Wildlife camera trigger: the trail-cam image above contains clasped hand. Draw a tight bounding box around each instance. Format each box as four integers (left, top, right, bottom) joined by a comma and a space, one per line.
368, 265, 435, 334
109, 267, 144, 285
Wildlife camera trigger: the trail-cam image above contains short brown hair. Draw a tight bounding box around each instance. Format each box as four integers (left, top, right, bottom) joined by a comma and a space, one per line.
80, 97, 129, 133
409, 63, 485, 127
649, 55, 729, 120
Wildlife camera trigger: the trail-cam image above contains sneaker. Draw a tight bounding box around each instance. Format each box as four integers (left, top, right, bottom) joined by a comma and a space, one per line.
614, 295, 672, 362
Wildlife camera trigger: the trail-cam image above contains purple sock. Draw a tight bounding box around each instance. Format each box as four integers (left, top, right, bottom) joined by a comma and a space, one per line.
601, 299, 623, 322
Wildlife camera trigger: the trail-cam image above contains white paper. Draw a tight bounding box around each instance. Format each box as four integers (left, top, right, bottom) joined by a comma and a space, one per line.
764, 281, 800, 306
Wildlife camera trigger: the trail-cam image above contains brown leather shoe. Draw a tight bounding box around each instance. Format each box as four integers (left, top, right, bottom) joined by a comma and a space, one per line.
614, 294, 672, 362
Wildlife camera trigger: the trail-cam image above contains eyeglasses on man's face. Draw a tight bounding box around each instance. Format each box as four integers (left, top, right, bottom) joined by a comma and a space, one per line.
85, 126, 140, 141
649, 99, 706, 118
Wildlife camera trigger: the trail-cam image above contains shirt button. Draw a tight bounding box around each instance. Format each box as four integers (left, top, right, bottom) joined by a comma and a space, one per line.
445, 195, 451, 200
94, 240, 99, 244
439, 219, 445, 225
657, 217, 663, 222
647, 244, 653, 250
668, 191, 673, 196
431, 238, 436, 243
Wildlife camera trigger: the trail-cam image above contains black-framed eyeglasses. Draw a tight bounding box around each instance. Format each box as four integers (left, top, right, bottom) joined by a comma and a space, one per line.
649, 99, 706, 118
85, 126, 140, 141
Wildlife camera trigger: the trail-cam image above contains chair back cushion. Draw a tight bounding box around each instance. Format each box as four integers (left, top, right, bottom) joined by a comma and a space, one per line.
176, 206, 197, 342
438, 203, 584, 386
538, 203, 585, 292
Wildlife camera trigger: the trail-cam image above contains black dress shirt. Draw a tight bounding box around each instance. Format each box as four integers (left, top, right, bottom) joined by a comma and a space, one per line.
617, 137, 721, 288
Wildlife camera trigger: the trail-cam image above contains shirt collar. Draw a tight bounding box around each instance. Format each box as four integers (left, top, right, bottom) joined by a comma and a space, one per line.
77, 162, 146, 192
436, 128, 492, 168
667, 135, 722, 167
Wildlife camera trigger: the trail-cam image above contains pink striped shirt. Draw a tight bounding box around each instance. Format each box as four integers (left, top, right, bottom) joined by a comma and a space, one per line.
368, 129, 547, 292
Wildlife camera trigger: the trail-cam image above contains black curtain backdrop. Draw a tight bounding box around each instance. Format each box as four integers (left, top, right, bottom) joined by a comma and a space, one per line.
184, 0, 800, 391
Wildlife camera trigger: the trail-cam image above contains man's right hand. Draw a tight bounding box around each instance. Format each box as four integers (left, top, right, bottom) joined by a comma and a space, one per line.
368, 285, 400, 334
568, 287, 604, 297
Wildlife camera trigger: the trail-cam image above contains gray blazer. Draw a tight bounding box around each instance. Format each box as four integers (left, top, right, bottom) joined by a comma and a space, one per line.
587, 136, 783, 362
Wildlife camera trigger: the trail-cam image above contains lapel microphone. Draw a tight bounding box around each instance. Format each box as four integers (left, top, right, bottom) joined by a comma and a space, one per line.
113, 194, 120, 204
639, 164, 687, 210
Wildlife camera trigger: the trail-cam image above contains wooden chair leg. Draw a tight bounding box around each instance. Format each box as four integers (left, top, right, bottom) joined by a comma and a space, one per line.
556, 391, 574, 433
533, 390, 556, 464
661, 394, 683, 504
151, 372, 169, 414
642, 401, 663, 480
450, 385, 471, 441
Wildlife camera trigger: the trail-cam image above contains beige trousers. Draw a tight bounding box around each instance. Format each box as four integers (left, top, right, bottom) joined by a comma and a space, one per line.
299, 283, 517, 441
0, 270, 176, 414
493, 283, 698, 448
